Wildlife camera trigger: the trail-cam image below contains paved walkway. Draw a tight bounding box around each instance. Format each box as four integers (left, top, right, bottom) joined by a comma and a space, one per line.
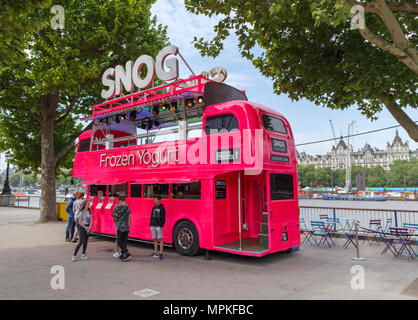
0, 207, 417, 299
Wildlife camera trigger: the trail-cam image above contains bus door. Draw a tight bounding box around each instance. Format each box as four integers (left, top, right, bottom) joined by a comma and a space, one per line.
267, 172, 299, 252
127, 183, 146, 239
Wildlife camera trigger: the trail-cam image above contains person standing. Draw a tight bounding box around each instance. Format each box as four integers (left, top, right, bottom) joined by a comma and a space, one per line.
72, 200, 93, 262
71, 192, 85, 242
113, 194, 131, 262
148, 195, 166, 260
65, 192, 77, 242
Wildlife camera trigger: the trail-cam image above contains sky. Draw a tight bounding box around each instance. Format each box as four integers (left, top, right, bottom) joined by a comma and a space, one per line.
1, 0, 417, 172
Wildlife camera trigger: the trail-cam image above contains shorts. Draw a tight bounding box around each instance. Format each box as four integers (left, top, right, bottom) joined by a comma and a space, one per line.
150, 226, 163, 239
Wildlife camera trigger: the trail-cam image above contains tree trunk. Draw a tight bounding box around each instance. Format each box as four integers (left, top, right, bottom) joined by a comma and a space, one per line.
379, 94, 418, 142
39, 95, 57, 223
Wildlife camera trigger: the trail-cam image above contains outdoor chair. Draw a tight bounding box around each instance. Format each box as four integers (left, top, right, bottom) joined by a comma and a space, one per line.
343, 219, 358, 249
310, 221, 335, 248
402, 223, 418, 258
362, 219, 382, 246
300, 218, 318, 246
319, 214, 329, 220
384, 227, 416, 260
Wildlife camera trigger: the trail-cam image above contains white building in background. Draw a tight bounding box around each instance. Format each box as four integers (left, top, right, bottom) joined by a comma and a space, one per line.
297, 130, 417, 171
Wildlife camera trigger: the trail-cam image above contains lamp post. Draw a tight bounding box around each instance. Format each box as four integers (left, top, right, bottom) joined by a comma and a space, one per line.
1, 154, 11, 195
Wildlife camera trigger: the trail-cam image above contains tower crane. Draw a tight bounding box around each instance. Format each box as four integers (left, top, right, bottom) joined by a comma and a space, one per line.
329, 119, 337, 147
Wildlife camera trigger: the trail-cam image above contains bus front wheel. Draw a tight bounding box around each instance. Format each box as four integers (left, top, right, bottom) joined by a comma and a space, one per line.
173, 221, 200, 256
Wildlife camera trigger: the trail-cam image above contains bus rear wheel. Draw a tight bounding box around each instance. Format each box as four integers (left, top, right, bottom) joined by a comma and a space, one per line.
173, 221, 200, 256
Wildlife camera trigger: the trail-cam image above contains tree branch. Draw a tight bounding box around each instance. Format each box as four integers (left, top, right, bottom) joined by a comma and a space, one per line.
54, 122, 93, 162
378, 93, 418, 142
357, 24, 418, 74
373, 0, 417, 63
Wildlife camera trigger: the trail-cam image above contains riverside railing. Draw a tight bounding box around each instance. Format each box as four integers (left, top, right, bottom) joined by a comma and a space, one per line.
300, 206, 418, 235
0, 195, 68, 209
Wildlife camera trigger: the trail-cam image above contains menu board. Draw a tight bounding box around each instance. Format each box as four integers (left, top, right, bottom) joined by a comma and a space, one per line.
215, 180, 227, 199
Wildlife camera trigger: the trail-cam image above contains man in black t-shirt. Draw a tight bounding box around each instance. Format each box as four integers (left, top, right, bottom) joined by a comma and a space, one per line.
148, 195, 166, 260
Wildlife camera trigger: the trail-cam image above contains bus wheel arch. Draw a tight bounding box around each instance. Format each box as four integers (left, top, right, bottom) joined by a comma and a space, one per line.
172, 219, 202, 256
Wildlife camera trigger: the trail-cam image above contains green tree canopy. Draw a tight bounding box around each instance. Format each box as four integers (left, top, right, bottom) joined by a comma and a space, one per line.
0, 0, 168, 221
185, 0, 418, 141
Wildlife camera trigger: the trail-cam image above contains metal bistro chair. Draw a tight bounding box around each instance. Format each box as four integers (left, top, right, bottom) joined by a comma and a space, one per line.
385, 227, 416, 260
402, 223, 418, 258
319, 214, 329, 220
311, 221, 335, 248
362, 219, 382, 246
343, 219, 358, 249
300, 218, 318, 246
325, 217, 340, 244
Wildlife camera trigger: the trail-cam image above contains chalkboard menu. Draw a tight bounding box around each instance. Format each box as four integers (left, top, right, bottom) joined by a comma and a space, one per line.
215, 180, 227, 199
271, 138, 287, 153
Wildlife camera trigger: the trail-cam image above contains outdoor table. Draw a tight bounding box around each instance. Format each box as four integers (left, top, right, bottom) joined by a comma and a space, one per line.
381, 227, 417, 260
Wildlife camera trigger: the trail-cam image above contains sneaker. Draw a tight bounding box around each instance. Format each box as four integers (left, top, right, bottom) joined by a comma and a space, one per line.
148, 253, 158, 258
119, 253, 125, 260
159, 253, 164, 260
121, 253, 131, 262
71, 255, 77, 262
113, 252, 120, 258
66, 238, 70, 242
81, 254, 88, 260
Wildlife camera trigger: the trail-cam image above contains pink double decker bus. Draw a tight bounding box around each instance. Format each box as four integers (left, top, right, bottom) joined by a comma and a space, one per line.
72, 75, 300, 257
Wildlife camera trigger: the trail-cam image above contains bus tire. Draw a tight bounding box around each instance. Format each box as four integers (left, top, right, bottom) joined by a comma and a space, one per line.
173, 220, 201, 256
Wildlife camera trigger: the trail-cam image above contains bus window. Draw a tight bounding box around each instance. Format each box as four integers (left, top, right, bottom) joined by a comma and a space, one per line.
78, 138, 90, 152
89, 184, 107, 197
172, 181, 201, 199
262, 114, 287, 134
130, 184, 142, 198
215, 180, 227, 199
205, 114, 239, 135
144, 184, 169, 199
108, 183, 128, 197
270, 174, 294, 200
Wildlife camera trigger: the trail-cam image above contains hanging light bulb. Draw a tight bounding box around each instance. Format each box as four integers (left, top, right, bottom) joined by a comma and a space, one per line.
197, 96, 204, 104
185, 98, 194, 108
170, 101, 178, 113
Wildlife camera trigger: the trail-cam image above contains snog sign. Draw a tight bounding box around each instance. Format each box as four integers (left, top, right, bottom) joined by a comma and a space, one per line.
101, 45, 180, 99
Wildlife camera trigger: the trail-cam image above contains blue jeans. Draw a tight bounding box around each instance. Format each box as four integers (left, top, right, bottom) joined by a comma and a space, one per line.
66, 215, 75, 240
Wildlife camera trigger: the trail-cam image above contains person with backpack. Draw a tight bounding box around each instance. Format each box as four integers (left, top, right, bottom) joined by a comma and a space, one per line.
65, 192, 77, 242
148, 195, 166, 260
112, 194, 132, 262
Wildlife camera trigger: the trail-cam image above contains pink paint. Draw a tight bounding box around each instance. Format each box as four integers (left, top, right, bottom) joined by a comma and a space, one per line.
73, 77, 300, 257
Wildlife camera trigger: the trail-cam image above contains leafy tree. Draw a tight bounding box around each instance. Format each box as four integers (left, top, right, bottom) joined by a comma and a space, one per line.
23, 175, 37, 188
9, 172, 21, 188
388, 158, 418, 187
0, 0, 51, 64
185, 0, 418, 141
0, 0, 168, 222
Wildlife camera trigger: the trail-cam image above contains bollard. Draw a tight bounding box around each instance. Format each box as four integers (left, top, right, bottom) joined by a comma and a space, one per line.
352, 220, 366, 261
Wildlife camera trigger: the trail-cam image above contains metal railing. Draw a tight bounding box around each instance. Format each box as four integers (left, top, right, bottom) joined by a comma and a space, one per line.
300, 206, 418, 235
1, 195, 68, 209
